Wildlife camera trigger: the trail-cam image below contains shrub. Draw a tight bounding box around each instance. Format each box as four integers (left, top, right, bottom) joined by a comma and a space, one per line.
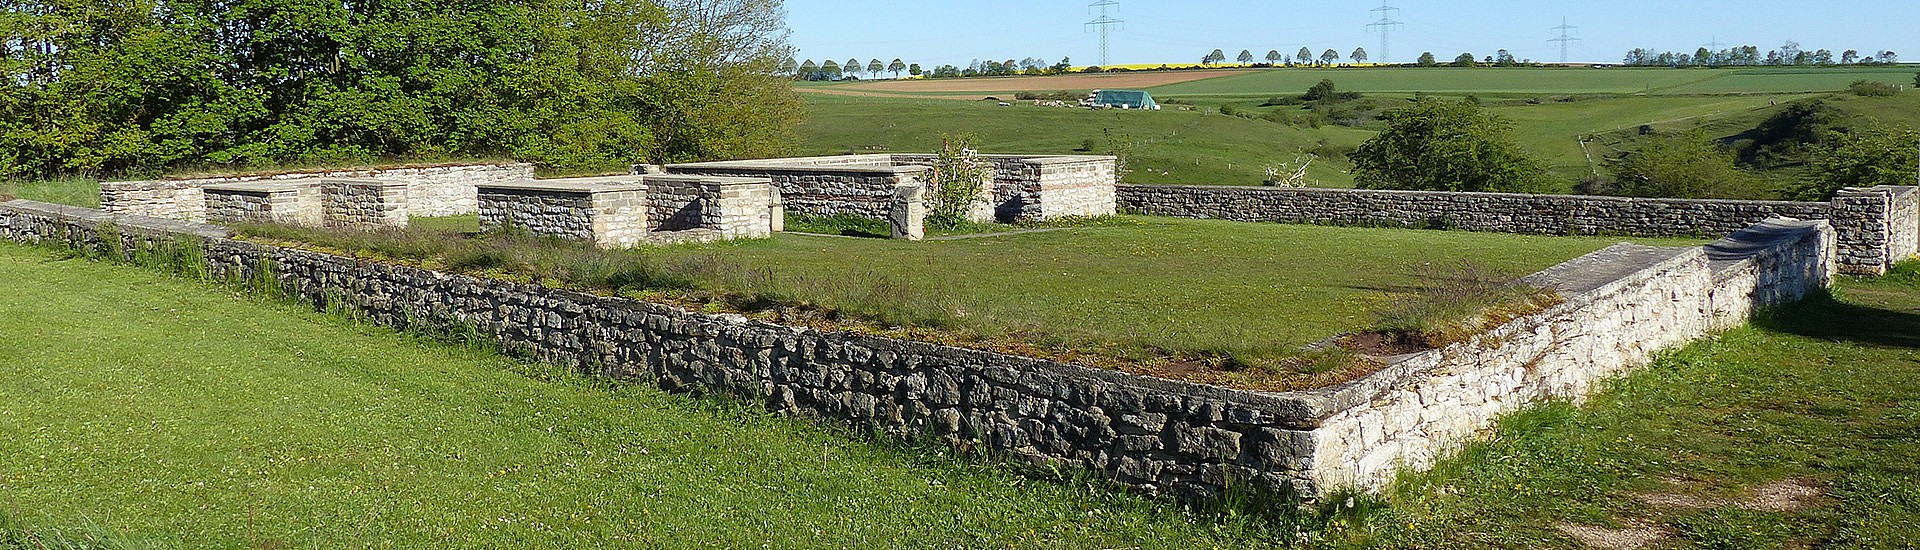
1848, 80, 1900, 97
1606, 130, 1762, 199
1349, 99, 1552, 193
925, 135, 994, 230
1793, 125, 1920, 200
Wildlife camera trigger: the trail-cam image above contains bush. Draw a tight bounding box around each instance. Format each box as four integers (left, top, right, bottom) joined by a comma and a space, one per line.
1349, 99, 1552, 193
1606, 130, 1763, 199
1792, 125, 1920, 200
1848, 80, 1900, 97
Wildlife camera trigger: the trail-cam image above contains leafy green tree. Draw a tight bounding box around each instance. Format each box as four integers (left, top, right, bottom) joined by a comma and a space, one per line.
1351, 47, 1369, 63
1417, 52, 1438, 67
887, 58, 906, 77
1204, 49, 1226, 64
800, 59, 819, 76
868, 59, 885, 77
1320, 49, 1340, 65
1452, 53, 1477, 67
822, 59, 842, 79
1237, 50, 1254, 64
909, 63, 923, 76
1266, 50, 1283, 64
1794, 126, 1920, 200
1350, 99, 1551, 193
1605, 131, 1757, 199
1494, 50, 1516, 67
781, 58, 800, 75
845, 58, 863, 77
1297, 47, 1313, 64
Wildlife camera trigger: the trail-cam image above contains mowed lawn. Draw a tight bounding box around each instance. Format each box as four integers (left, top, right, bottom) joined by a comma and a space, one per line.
0, 240, 1285, 548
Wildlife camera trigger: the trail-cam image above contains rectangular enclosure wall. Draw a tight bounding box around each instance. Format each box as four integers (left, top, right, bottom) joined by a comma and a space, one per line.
0, 201, 1836, 499
478, 178, 651, 248
1117, 184, 1917, 275
203, 183, 322, 226
667, 153, 1117, 224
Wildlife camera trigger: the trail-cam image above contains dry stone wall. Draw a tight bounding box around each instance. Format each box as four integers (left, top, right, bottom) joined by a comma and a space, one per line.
478, 177, 651, 248
891, 154, 1118, 222
664, 161, 919, 220
0, 200, 1838, 498
203, 183, 322, 226
321, 179, 409, 228
1117, 184, 1916, 275
668, 154, 1117, 224
99, 163, 534, 223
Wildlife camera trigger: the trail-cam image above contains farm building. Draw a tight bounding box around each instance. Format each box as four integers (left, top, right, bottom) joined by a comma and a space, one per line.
1086, 89, 1160, 110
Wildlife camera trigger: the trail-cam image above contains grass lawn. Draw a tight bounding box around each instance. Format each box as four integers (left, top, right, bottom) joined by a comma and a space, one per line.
0, 240, 1295, 549
1358, 271, 1920, 548
0, 177, 98, 208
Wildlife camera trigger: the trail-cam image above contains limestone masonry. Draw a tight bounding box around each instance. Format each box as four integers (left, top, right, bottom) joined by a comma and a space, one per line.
664, 153, 1118, 224
0, 198, 1838, 497
1116, 184, 1918, 275
103, 163, 533, 223
477, 175, 779, 247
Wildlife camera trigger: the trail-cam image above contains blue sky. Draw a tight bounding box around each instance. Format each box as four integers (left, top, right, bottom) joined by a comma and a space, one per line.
785, 1, 1920, 68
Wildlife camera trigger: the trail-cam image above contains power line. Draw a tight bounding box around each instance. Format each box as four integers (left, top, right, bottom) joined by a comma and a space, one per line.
1704, 36, 1727, 51
1366, 2, 1403, 64
1550, 18, 1581, 63
1085, 0, 1123, 67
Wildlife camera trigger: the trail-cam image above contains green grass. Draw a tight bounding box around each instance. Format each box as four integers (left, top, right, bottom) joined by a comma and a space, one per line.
0, 177, 98, 208
0, 240, 1297, 548
796, 93, 1370, 187
245, 216, 1699, 382
1357, 273, 1920, 548
1483, 94, 1815, 184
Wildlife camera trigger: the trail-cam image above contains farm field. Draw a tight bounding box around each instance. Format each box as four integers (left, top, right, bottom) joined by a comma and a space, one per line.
796, 66, 1920, 192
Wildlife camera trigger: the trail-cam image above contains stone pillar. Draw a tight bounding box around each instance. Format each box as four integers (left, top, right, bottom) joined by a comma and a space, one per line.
768, 190, 785, 233
321, 178, 410, 229
890, 184, 926, 241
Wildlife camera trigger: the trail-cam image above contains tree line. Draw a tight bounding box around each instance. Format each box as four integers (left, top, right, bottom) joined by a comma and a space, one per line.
1623, 42, 1897, 67
1, 0, 801, 178
1199, 48, 1371, 66
783, 57, 1075, 81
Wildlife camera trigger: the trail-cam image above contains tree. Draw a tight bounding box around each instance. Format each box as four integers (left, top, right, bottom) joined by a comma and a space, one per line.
1794, 125, 1920, 200
1452, 53, 1477, 67
1238, 50, 1255, 64
822, 59, 842, 79
1052, 57, 1073, 72
1321, 49, 1340, 65
1494, 50, 1516, 67
868, 59, 885, 77
1842, 50, 1861, 65
909, 63, 923, 76
1205, 49, 1227, 65
1605, 131, 1757, 199
1297, 47, 1314, 64
800, 59, 820, 78
1694, 48, 1714, 67
1417, 52, 1438, 67
1879, 51, 1899, 64
1266, 50, 1284, 64
1349, 99, 1551, 193
1352, 47, 1369, 63
845, 58, 863, 77
1779, 41, 1803, 64
0, 0, 802, 176
781, 57, 800, 75
888, 58, 906, 77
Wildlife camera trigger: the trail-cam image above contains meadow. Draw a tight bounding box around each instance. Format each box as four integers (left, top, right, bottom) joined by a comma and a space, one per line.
797, 65, 1920, 191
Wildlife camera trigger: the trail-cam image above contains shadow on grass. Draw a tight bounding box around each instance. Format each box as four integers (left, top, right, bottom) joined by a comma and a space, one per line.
1751, 289, 1920, 350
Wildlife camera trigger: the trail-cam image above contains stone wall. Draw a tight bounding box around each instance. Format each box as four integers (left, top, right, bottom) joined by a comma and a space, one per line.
203, 182, 323, 226
1116, 184, 1916, 275
99, 163, 534, 223
643, 175, 778, 240
478, 177, 650, 248
322, 179, 409, 228
664, 160, 920, 220
0, 200, 1838, 498
667, 154, 1117, 224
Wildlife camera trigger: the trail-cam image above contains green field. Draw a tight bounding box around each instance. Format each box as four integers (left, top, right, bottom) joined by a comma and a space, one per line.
796, 93, 1370, 187
1145, 66, 1918, 98
798, 66, 1920, 192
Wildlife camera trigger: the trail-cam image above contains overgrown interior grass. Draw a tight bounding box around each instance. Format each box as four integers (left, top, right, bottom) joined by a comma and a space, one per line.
229, 216, 1685, 391
0, 239, 1325, 548
1354, 260, 1564, 353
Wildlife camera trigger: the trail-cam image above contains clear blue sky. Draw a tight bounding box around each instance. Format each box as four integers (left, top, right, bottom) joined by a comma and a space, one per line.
785, 1, 1919, 68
